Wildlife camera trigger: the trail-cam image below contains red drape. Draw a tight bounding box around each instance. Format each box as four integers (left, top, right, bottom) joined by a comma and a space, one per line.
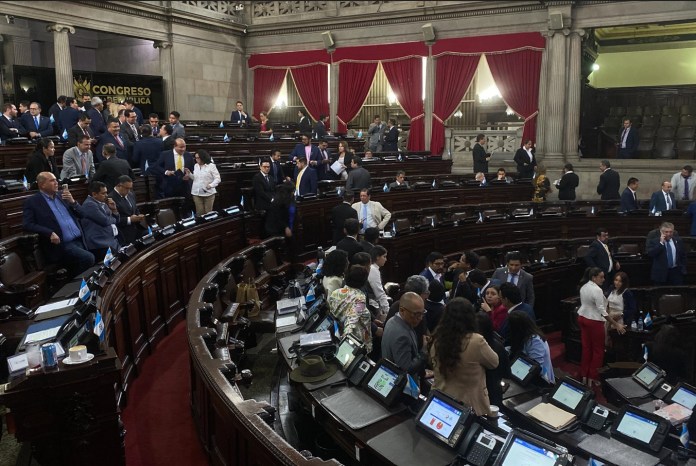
290, 65, 329, 123
337, 62, 378, 133
382, 57, 424, 151
432, 32, 545, 56
430, 55, 479, 156
248, 49, 330, 68
485, 49, 543, 144
252, 68, 287, 119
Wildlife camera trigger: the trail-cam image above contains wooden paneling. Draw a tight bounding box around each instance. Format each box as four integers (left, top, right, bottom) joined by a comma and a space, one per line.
125, 274, 149, 370
160, 249, 184, 324
142, 260, 164, 348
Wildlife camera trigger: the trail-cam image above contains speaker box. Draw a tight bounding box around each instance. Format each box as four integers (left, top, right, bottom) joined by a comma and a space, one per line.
322, 31, 334, 50
549, 13, 564, 30
422, 23, 435, 42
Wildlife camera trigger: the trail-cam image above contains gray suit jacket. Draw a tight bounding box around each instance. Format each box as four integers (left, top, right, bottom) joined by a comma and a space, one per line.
491, 267, 535, 307
346, 167, 371, 193
381, 314, 425, 375
60, 146, 95, 179
171, 122, 186, 139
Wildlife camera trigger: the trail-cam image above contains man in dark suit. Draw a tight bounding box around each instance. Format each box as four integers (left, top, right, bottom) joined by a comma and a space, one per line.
124, 99, 144, 126
335, 218, 363, 262
22, 171, 95, 276
80, 180, 121, 260
110, 175, 146, 245
647, 221, 687, 285
383, 119, 399, 152
48, 95, 66, 134
491, 251, 535, 307
555, 163, 579, 201
584, 227, 620, 287
498, 283, 537, 343
270, 150, 287, 185
230, 101, 252, 125
158, 138, 195, 198
617, 118, 639, 159
0, 103, 23, 139
449, 251, 481, 303
381, 291, 428, 375
120, 109, 140, 145
58, 98, 81, 135
315, 140, 334, 180
94, 143, 134, 191
86, 97, 107, 139
419, 251, 446, 287
388, 170, 409, 190
293, 157, 317, 196
330, 192, 358, 244
96, 118, 130, 163
596, 159, 620, 200
313, 115, 329, 141
290, 134, 321, 166
161, 124, 175, 151
345, 157, 371, 193
649, 180, 676, 214
67, 113, 95, 147
20, 102, 53, 138
472, 133, 490, 174
252, 158, 275, 212
620, 177, 640, 212
148, 113, 161, 137
297, 109, 312, 135
514, 139, 537, 179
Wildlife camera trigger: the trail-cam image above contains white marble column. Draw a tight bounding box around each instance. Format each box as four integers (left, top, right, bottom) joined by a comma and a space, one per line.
154, 40, 175, 112
544, 29, 570, 157
329, 59, 338, 134
424, 46, 434, 152
46, 24, 75, 98
564, 29, 585, 157
535, 36, 550, 154
245, 53, 254, 116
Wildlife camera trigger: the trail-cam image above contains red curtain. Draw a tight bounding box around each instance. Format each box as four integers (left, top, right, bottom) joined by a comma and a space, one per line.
252, 68, 287, 119
290, 65, 329, 123
382, 57, 424, 151
486, 50, 543, 144
337, 62, 378, 133
430, 54, 479, 156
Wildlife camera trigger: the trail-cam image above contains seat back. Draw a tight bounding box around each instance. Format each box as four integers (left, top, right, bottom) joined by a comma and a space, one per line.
656, 126, 676, 139
477, 255, 495, 272
538, 247, 559, 262
657, 294, 684, 316
681, 105, 696, 116
641, 115, 660, 128
639, 127, 656, 141
394, 218, 411, 234
662, 106, 679, 116
676, 126, 695, 140
677, 140, 696, 159
576, 245, 590, 258
653, 140, 676, 159
156, 208, 177, 227
0, 252, 26, 285
626, 106, 643, 116
637, 139, 654, 159
644, 105, 661, 116
609, 106, 626, 116
239, 258, 257, 283
617, 244, 639, 254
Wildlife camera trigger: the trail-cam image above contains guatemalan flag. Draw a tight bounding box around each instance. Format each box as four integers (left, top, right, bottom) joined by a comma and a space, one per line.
219, 121, 224, 128
223, 133, 230, 142
103, 247, 114, 267
93, 309, 105, 342
78, 278, 91, 302
681, 423, 690, 448
305, 284, 316, 303
62, 128, 68, 140
643, 343, 649, 362
644, 311, 653, 329
22, 176, 29, 190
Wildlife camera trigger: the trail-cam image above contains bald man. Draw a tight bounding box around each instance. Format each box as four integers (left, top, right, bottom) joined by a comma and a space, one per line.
381, 291, 428, 375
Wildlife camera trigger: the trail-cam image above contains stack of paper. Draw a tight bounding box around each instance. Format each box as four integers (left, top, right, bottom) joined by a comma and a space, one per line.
526, 403, 577, 430
300, 330, 332, 347
655, 403, 692, 425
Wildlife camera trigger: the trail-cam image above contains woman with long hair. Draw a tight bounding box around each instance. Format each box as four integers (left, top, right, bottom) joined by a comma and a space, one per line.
479, 285, 507, 332
532, 164, 552, 202
577, 267, 626, 387
476, 312, 510, 408
429, 298, 498, 415
606, 271, 637, 328
336, 141, 355, 180
508, 311, 555, 384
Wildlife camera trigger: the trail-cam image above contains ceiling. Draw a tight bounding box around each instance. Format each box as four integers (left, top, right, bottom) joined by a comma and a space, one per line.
594, 21, 696, 50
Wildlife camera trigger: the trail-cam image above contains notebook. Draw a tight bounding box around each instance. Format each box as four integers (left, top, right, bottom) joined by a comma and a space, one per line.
526, 402, 577, 430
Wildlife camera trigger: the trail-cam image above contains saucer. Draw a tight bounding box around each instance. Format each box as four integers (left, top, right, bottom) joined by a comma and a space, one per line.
62, 353, 95, 365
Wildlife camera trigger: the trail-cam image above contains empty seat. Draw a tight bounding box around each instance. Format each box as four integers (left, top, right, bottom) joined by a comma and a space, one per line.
639, 127, 656, 141
677, 139, 696, 159
627, 115, 642, 125
602, 117, 622, 129
662, 106, 679, 116
680, 105, 696, 116
657, 294, 684, 316
636, 139, 654, 159
626, 106, 643, 116
576, 245, 590, 259
660, 115, 679, 127
617, 244, 639, 254
156, 208, 177, 227
676, 126, 695, 140
644, 105, 661, 116
609, 107, 626, 116
393, 218, 411, 234
653, 140, 676, 159
477, 256, 495, 272
656, 126, 676, 139
538, 247, 559, 262
680, 115, 696, 127
641, 115, 660, 128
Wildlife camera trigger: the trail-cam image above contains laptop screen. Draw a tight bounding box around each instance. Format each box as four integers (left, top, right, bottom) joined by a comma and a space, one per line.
314, 315, 333, 333
366, 363, 399, 400
417, 394, 464, 442
498, 435, 561, 466
670, 385, 696, 410
634, 364, 660, 387
511, 357, 534, 382
334, 335, 359, 371
616, 410, 658, 445
551, 381, 586, 411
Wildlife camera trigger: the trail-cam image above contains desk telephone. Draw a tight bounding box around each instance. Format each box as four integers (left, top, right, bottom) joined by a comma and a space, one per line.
581, 401, 610, 431
457, 422, 502, 466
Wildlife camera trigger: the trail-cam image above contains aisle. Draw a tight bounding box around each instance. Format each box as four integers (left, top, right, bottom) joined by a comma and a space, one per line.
121, 322, 207, 466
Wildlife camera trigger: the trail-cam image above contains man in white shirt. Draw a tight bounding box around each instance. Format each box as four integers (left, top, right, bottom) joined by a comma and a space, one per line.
352, 188, 391, 233
670, 165, 696, 201
368, 245, 390, 319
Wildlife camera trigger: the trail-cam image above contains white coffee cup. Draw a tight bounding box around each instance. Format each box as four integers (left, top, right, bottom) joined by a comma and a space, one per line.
489, 405, 500, 418
26, 343, 42, 369
69, 345, 88, 362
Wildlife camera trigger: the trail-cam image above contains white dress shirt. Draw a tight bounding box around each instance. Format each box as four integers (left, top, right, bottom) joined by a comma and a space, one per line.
189, 163, 221, 197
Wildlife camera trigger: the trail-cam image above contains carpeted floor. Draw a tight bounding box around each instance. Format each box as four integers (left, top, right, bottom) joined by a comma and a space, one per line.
121, 321, 207, 466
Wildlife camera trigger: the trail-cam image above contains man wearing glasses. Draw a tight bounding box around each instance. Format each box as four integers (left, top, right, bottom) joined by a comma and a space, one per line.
381, 291, 429, 375
21, 102, 53, 138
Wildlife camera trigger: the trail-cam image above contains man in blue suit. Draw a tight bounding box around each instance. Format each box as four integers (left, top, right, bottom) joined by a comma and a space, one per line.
20, 102, 53, 138
649, 180, 676, 214
230, 101, 252, 125
419, 252, 445, 287
620, 177, 640, 213
616, 119, 639, 159
158, 138, 195, 198
646, 221, 687, 286
86, 97, 107, 139
498, 282, 536, 343
80, 180, 120, 260
58, 97, 81, 135
133, 124, 164, 172
293, 157, 317, 196
290, 134, 321, 166
96, 118, 130, 163
22, 171, 95, 276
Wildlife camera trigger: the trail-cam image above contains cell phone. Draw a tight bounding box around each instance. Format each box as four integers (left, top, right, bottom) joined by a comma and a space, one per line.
62, 184, 68, 190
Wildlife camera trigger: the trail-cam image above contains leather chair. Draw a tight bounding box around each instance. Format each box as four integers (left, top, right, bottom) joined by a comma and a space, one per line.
677, 140, 696, 159
538, 247, 559, 262
477, 256, 496, 273
662, 106, 679, 116
676, 126, 695, 140
661, 115, 679, 127
641, 114, 660, 128
156, 208, 177, 227
617, 244, 640, 255
576, 244, 590, 259
609, 106, 626, 116
656, 126, 676, 139
653, 140, 676, 159
626, 106, 643, 116
679, 115, 696, 127
657, 294, 685, 316
602, 117, 621, 129
644, 105, 661, 116
636, 139, 654, 159
393, 218, 412, 235
639, 127, 656, 140
680, 105, 696, 116
0, 249, 43, 307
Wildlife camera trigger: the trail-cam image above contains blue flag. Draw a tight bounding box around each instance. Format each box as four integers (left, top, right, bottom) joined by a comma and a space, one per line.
432, 179, 436, 188
383, 182, 389, 192
333, 320, 340, 339
93, 309, 105, 342
78, 278, 91, 302
62, 128, 68, 140
357, 130, 363, 138
22, 176, 29, 190
147, 226, 153, 235
49, 114, 55, 123
103, 247, 113, 267
305, 284, 316, 303
644, 311, 653, 329
588, 458, 606, 466
219, 121, 224, 128
240, 195, 245, 208
402, 374, 420, 398
682, 423, 690, 448
643, 343, 649, 362
269, 133, 274, 141
223, 133, 230, 142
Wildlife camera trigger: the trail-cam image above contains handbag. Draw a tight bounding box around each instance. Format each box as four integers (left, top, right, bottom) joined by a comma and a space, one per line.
246, 279, 261, 317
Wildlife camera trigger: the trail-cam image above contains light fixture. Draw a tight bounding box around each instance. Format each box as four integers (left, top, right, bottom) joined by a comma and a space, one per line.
453, 110, 463, 118
388, 90, 397, 106
592, 63, 600, 71
478, 85, 501, 103
505, 106, 515, 116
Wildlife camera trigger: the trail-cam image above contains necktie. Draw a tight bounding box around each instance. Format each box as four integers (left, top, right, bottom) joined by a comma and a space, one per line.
81, 153, 87, 175
508, 273, 517, 285
666, 239, 674, 268
153, 126, 158, 136
666, 193, 672, 210
361, 203, 368, 230
34, 116, 39, 130
116, 135, 124, 148
264, 174, 269, 184
176, 154, 183, 171
685, 177, 690, 200
633, 190, 637, 204
273, 163, 278, 182
82, 126, 88, 136
132, 125, 139, 141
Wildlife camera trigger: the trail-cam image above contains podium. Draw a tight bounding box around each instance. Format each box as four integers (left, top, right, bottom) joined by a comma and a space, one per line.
0, 348, 124, 466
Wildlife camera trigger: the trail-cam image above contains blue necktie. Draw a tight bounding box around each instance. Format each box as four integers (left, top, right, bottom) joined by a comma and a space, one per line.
666, 239, 674, 268
34, 116, 39, 130
361, 203, 368, 231
684, 177, 689, 200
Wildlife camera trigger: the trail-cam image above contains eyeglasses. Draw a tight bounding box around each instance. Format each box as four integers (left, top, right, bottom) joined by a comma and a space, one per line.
401, 306, 427, 317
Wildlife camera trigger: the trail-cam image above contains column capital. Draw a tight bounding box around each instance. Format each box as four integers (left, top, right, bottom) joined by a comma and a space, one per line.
570, 28, 587, 39
153, 40, 173, 50
46, 24, 75, 34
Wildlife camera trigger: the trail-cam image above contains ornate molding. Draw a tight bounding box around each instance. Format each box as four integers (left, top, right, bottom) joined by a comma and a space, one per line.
153, 40, 173, 50
46, 23, 75, 34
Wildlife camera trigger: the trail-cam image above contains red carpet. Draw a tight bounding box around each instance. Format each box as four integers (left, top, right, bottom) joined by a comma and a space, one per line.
122, 322, 207, 466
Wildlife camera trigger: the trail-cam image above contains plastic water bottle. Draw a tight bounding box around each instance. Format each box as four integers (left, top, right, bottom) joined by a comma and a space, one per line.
630, 320, 637, 332
637, 315, 644, 331
316, 259, 324, 277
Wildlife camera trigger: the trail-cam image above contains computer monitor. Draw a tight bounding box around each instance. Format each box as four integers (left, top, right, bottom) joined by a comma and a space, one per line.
362, 358, 407, 407
549, 377, 593, 416
509, 355, 541, 386
415, 390, 471, 448
610, 405, 671, 452
665, 382, 696, 410
312, 314, 334, 333
632, 362, 665, 391
493, 429, 567, 466
334, 334, 363, 372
